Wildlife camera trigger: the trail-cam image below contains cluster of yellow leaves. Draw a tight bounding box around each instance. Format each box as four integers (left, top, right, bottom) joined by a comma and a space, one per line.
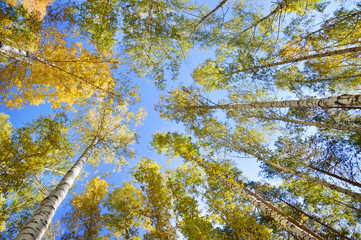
5, 0, 53, 20
0, 16, 12, 38
63, 177, 109, 240
1, 26, 119, 109
104, 182, 147, 240
73, 96, 145, 170
193, 59, 227, 92
279, 41, 311, 60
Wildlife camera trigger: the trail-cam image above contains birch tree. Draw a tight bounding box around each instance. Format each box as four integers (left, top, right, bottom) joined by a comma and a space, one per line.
132, 158, 177, 240
152, 132, 323, 240
0, 113, 73, 238
0, 34, 121, 108
61, 177, 109, 240
14, 93, 145, 240
104, 182, 146, 240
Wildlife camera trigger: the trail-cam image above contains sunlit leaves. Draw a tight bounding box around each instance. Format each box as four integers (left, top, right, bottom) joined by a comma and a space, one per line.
132, 158, 177, 239
61, 177, 109, 240
67, 0, 119, 53
5, 0, 53, 20
73, 94, 146, 170
0, 26, 121, 108
104, 182, 146, 240
0, 112, 73, 238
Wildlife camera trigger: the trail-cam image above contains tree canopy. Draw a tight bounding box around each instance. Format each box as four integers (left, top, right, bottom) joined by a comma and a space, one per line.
1, 0, 361, 239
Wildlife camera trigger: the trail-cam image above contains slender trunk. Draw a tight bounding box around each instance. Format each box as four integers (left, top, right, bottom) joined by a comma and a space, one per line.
299, 9, 361, 42
230, 46, 361, 74
191, 157, 322, 240
308, 165, 361, 188
269, 160, 361, 201
14, 137, 99, 240
244, 148, 361, 201
190, 94, 361, 110
190, 0, 229, 36
295, 73, 361, 84
278, 198, 352, 240
0, 41, 54, 66
257, 114, 361, 133
243, 0, 297, 32
334, 199, 361, 214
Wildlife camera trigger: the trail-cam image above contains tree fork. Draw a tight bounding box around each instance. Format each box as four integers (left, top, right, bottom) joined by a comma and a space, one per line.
243, 0, 297, 32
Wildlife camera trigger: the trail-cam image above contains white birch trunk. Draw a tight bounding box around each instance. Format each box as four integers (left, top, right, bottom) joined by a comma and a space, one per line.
192, 94, 361, 110
14, 137, 99, 240
0, 41, 55, 66
192, 157, 322, 240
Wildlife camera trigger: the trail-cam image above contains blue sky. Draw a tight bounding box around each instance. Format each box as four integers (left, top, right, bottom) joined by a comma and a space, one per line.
1, 1, 285, 238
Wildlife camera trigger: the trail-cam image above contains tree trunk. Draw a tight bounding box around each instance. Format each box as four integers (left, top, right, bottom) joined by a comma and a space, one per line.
231, 46, 361, 74
190, 0, 229, 36
308, 165, 361, 188
191, 157, 322, 240
190, 94, 361, 110
278, 197, 352, 240
257, 114, 361, 133
243, 0, 297, 32
244, 147, 361, 201
269, 160, 361, 201
0, 41, 54, 66
14, 137, 99, 240
295, 73, 361, 84
299, 9, 361, 42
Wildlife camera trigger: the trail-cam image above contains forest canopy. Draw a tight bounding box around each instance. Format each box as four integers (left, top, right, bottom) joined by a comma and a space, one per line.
1, 0, 361, 239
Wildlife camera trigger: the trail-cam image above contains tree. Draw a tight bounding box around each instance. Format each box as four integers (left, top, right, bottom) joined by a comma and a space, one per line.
132, 158, 177, 240
0, 35, 121, 108
61, 176, 109, 240
104, 182, 146, 240
187, 94, 361, 110
0, 112, 74, 234
14, 136, 99, 240
14, 93, 145, 240
152, 132, 323, 240
167, 163, 219, 239
4, 0, 53, 20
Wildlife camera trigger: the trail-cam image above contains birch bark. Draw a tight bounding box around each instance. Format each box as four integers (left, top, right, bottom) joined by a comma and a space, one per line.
278, 197, 352, 240
191, 157, 323, 240
0, 41, 55, 66
14, 137, 99, 240
190, 94, 361, 110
